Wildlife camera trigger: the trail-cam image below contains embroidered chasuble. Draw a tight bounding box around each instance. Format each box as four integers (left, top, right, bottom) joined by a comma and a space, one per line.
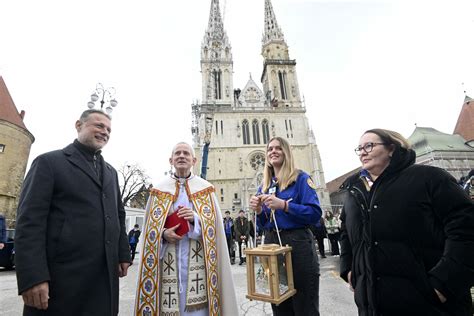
134, 175, 238, 316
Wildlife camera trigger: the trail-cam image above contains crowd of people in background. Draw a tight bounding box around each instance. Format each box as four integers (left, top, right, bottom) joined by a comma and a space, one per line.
222, 209, 258, 265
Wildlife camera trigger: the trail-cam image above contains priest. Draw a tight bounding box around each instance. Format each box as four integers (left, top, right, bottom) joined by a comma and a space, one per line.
134, 142, 238, 316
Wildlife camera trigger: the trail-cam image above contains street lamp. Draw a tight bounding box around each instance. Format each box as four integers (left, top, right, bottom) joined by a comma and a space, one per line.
87, 83, 118, 114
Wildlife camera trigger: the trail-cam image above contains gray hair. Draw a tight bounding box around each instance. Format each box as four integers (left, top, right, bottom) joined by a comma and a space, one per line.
79, 109, 111, 122
171, 142, 195, 158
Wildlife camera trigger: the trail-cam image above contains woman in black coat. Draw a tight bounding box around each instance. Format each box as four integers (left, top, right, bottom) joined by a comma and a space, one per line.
339, 128, 474, 316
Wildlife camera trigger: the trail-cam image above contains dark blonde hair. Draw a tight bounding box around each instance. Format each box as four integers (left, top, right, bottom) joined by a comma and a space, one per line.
262, 137, 299, 193
364, 128, 411, 151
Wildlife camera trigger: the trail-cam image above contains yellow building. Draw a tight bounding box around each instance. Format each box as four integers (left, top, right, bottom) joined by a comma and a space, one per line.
0, 76, 35, 227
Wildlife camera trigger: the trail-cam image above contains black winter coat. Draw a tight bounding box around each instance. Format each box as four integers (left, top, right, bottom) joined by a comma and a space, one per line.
339, 148, 474, 316
16, 142, 131, 316
234, 217, 250, 240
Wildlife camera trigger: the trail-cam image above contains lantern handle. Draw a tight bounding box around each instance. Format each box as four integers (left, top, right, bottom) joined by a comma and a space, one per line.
271, 208, 283, 247
254, 209, 258, 248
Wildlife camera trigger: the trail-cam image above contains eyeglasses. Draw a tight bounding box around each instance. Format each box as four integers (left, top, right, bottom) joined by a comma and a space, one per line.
354, 142, 386, 156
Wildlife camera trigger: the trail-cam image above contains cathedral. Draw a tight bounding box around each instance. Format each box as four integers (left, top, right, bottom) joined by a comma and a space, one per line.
192, 0, 331, 215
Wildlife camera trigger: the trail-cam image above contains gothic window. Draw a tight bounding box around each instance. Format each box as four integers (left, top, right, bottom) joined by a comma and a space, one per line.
221, 120, 223, 135
250, 152, 265, 171
262, 120, 270, 144
215, 120, 218, 135
252, 119, 260, 144
213, 70, 222, 99
285, 119, 289, 138
278, 71, 287, 100
242, 120, 250, 145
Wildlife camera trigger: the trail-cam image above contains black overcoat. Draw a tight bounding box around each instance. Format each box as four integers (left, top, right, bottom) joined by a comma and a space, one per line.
234, 217, 250, 240
15, 142, 131, 316
339, 148, 474, 316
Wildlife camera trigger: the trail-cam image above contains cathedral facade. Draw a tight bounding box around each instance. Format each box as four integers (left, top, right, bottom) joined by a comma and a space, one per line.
192, 0, 331, 215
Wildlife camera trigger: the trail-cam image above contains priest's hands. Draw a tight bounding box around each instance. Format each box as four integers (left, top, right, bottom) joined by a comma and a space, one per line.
177, 206, 194, 224
163, 224, 184, 244
22, 281, 49, 310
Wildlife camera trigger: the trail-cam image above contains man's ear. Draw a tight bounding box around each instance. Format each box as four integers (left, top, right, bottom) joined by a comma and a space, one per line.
192, 157, 197, 166
75, 120, 82, 132
169, 157, 173, 166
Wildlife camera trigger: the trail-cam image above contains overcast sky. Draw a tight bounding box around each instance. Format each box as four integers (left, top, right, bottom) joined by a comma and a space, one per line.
1, 0, 473, 184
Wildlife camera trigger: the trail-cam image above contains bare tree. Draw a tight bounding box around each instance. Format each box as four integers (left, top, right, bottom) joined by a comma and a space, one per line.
118, 163, 152, 208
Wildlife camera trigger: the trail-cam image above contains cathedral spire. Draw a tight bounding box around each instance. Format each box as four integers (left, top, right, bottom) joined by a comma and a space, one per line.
206, 0, 225, 42
262, 0, 285, 45
200, 0, 233, 106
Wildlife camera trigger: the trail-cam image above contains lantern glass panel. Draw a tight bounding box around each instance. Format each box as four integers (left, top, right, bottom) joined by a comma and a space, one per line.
277, 253, 289, 295
254, 256, 271, 296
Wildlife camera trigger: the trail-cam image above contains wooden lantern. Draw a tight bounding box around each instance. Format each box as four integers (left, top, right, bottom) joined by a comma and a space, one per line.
244, 243, 296, 305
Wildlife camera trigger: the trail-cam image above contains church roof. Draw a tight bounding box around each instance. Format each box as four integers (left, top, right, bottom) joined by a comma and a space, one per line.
0, 76, 28, 130
453, 95, 474, 142
262, 0, 285, 45
408, 126, 473, 156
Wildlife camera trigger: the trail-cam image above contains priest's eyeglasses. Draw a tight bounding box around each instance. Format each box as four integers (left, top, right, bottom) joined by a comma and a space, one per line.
354, 142, 386, 156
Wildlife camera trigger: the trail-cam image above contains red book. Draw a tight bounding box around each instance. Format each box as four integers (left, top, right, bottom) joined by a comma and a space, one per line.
164, 211, 190, 236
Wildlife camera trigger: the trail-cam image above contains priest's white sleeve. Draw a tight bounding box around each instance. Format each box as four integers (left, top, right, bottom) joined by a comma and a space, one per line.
187, 212, 202, 240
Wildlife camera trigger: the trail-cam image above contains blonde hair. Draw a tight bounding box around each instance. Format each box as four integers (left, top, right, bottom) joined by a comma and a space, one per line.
262, 137, 299, 193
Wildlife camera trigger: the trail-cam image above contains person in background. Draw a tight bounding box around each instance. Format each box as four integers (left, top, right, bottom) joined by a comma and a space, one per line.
248, 218, 256, 247
462, 169, 474, 199
234, 209, 250, 265
340, 128, 474, 316
223, 210, 235, 264
0, 213, 6, 250
250, 136, 322, 316
311, 217, 327, 259
15, 109, 130, 316
127, 224, 141, 263
324, 211, 340, 256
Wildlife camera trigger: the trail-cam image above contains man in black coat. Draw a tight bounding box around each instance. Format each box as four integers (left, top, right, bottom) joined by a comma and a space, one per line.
234, 210, 250, 265
15, 109, 131, 316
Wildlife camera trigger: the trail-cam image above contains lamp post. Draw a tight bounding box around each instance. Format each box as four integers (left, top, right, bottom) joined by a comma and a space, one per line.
87, 83, 118, 114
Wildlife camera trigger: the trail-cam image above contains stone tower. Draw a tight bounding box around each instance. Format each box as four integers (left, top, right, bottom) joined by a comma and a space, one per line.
192, 0, 331, 215
453, 95, 474, 143
0, 76, 35, 227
